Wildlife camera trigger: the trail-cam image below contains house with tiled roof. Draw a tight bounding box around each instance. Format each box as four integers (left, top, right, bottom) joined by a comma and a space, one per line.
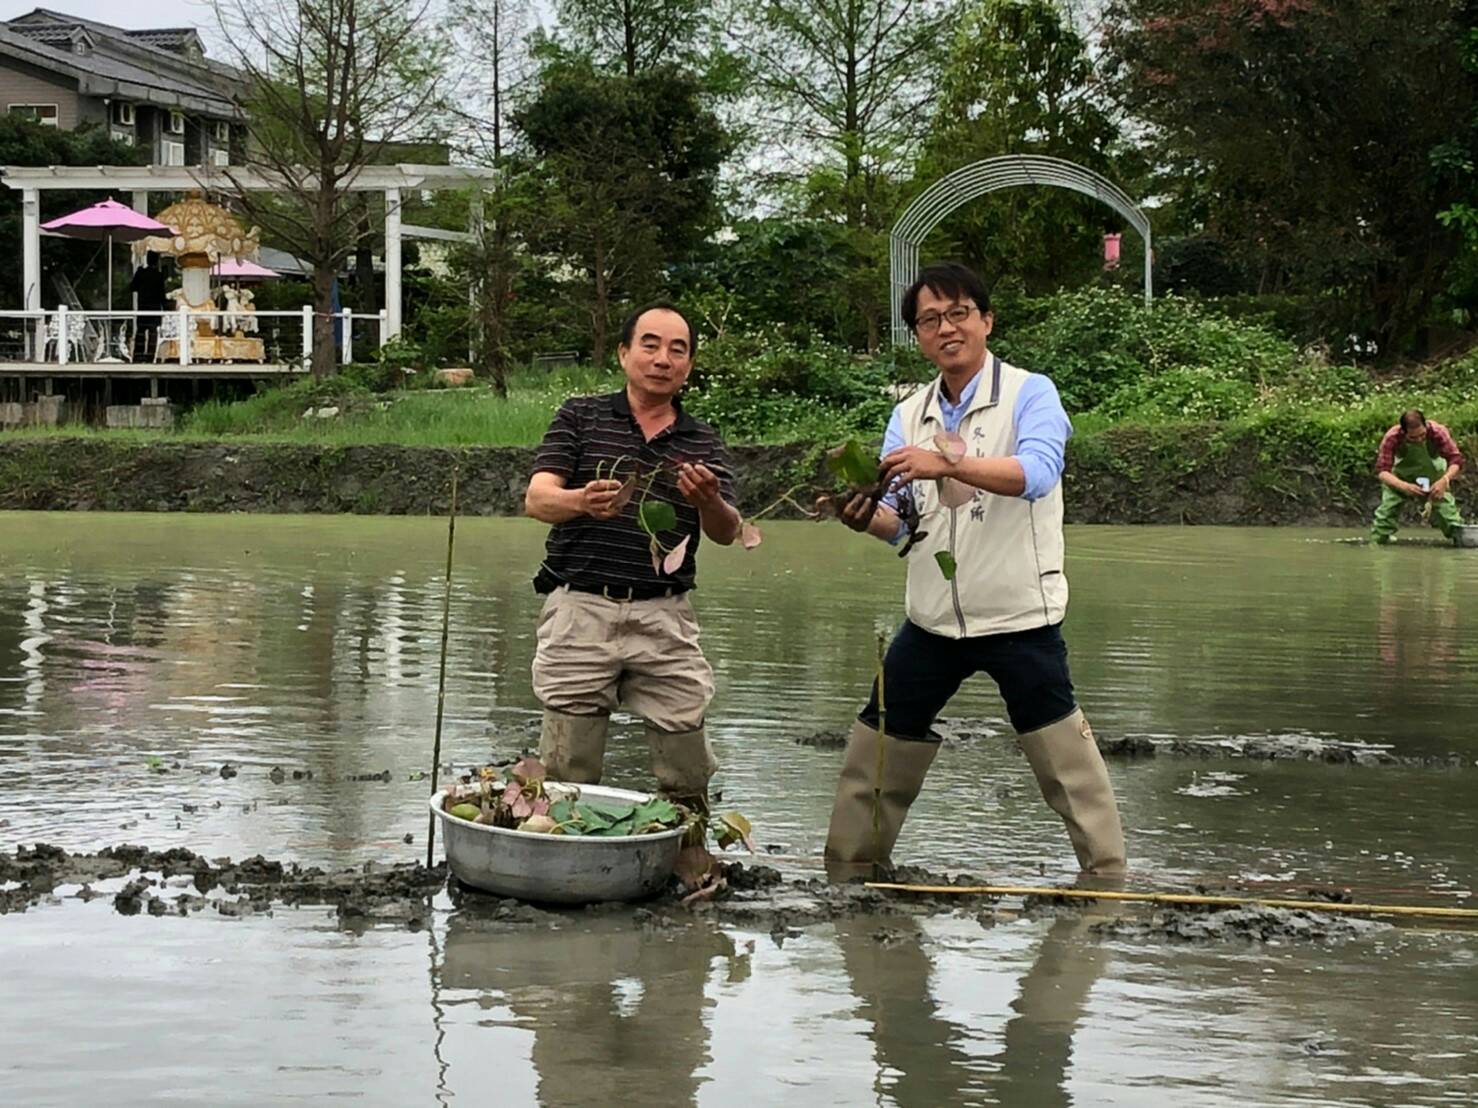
0, 8, 241, 167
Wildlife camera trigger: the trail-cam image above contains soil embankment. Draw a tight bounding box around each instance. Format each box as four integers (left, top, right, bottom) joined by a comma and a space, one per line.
0, 842, 1387, 946
0, 432, 1405, 524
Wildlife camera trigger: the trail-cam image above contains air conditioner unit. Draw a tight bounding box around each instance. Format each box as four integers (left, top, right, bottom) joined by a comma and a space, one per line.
213, 121, 230, 144
163, 140, 186, 167
168, 110, 185, 135
111, 129, 134, 146
211, 149, 230, 168
112, 102, 134, 126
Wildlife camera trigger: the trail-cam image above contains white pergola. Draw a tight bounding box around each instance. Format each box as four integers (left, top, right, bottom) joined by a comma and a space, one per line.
889, 155, 1153, 346
2, 163, 492, 340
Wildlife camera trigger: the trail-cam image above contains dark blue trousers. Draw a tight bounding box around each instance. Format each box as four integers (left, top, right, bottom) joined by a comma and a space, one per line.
859, 619, 1077, 741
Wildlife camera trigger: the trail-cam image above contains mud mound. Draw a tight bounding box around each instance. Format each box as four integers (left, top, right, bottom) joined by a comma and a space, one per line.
1089, 904, 1384, 944
793, 719, 1475, 768
0, 845, 1424, 946
1, 843, 446, 927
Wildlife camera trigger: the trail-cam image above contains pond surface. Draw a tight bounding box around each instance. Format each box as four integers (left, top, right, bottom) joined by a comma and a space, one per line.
2, 514, 1476, 1105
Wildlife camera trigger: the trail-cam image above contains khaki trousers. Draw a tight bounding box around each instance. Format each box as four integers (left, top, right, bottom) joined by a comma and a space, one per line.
531, 586, 714, 733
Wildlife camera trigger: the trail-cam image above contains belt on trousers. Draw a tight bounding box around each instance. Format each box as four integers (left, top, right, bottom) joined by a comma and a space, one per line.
565, 582, 686, 602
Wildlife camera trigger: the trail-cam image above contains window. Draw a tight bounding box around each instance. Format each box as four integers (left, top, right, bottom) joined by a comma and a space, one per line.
167, 110, 185, 134
112, 102, 134, 126
110, 129, 134, 146
213, 121, 230, 144
9, 104, 58, 127
163, 140, 186, 166
210, 148, 229, 167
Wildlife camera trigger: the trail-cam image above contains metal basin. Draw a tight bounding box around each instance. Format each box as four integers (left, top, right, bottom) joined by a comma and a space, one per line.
429, 784, 687, 905
1456, 524, 1478, 549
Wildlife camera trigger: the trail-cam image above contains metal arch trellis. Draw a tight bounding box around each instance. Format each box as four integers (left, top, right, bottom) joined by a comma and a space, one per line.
889, 154, 1153, 346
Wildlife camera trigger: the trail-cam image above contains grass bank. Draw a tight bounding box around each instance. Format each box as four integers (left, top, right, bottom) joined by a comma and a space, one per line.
4, 288, 1476, 523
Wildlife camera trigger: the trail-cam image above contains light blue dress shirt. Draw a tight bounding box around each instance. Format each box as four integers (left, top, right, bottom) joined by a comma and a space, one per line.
879, 363, 1072, 542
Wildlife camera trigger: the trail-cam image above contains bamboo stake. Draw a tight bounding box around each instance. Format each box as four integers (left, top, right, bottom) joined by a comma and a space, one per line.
425, 468, 459, 870
871, 631, 887, 867
863, 882, 1478, 921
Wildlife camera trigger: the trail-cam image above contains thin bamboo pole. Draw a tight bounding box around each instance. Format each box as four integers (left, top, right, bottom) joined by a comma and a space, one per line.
871, 631, 887, 864
863, 882, 1478, 920
425, 469, 459, 869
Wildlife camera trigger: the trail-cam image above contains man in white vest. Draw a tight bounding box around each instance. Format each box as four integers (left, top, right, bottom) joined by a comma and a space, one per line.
824, 262, 1126, 876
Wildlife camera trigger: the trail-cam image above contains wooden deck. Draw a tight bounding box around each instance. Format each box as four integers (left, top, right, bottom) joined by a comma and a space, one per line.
0, 361, 303, 379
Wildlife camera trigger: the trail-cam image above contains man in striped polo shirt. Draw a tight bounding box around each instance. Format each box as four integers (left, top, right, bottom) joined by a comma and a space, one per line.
524, 302, 741, 809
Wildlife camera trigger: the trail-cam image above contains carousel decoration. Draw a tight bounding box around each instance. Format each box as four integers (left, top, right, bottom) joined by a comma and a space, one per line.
132, 192, 266, 363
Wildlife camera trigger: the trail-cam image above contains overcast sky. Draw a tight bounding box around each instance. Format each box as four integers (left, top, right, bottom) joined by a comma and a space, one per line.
2, 0, 226, 50
0, 1, 494, 50
0, 1, 552, 54
3, 1, 218, 32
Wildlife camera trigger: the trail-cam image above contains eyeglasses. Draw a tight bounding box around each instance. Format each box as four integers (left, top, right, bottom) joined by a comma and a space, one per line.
914, 304, 977, 335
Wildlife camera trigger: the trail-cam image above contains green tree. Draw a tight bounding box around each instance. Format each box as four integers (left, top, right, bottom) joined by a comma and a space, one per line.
512, 51, 732, 366
676, 216, 869, 341
214, 0, 450, 377
555, 0, 708, 77
1436, 0, 1478, 329
1102, 0, 1475, 354
917, 0, 1120, 294
454, 0, 538, 393
0, 119, 146, 310
729, 0, 949, 349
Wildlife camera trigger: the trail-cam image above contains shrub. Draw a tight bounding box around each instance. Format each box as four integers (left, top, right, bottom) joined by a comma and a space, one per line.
372, 338, 429, 389
1263, 361, 1372, 408
992, 286, 1301, 412
1096, 368, 1259, 422
685, 331, 898, 441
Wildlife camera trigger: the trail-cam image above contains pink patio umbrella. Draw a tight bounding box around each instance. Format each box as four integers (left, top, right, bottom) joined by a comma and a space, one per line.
40, 198, 172, 313
213, 257, 280, 281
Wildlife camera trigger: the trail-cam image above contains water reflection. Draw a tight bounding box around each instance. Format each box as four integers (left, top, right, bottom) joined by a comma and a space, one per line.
3, 515, 1478, 878
991, 913, 1111, 1105
6, 517, 1477, 763
424, 900, 1118, 1108
834, 909, 1111, 1107
4, 515, 1478, 1104
1374, 545, 1463, 685
1064, 528, 1478, 753
434, 907, 730, 1106
833, 914, 980, 1103
18, 579, 49, 715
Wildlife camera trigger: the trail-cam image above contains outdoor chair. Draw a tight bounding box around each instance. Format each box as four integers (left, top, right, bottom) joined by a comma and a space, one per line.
43, 313, 87, 362
154, 313, 181, 363
86, 317, 131, 363
113, 318, 135, 362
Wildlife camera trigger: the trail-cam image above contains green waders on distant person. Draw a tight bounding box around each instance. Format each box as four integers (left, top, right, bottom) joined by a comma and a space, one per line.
1371, 447, 1463, 544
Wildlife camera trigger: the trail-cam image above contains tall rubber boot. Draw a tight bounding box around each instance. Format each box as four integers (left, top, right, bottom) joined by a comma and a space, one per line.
824, 720, 940, 880
644, 725, 719, 814
538, 708, 609, 784
1017, 709, 1126, 874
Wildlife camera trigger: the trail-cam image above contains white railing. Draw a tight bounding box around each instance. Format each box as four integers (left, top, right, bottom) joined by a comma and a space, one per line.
0, 307, 391, 368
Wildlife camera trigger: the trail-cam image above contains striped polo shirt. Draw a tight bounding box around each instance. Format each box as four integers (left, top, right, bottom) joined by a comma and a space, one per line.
531, 389, 737, 592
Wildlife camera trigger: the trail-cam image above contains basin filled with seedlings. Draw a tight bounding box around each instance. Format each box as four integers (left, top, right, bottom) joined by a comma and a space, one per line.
431, 758, 693, 904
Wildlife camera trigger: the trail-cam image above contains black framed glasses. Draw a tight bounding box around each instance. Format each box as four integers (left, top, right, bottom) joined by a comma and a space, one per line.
915, 304, 977, 335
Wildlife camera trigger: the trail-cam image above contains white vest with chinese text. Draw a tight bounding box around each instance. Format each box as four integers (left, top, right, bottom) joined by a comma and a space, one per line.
895, 356, 1068, 638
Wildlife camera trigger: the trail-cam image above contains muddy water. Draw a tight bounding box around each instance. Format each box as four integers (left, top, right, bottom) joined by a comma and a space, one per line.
2, 513, 1477, 1105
